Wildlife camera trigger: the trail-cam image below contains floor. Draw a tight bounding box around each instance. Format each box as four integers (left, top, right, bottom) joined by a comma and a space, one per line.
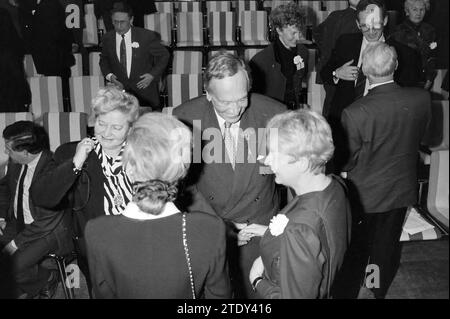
52, 237, 449, 299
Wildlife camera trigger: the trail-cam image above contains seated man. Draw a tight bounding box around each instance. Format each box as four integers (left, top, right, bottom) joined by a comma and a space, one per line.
0, 121, 72, 299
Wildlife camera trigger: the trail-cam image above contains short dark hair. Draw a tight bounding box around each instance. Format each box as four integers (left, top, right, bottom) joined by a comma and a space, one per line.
356, 0, 386, 19
111, 1, 133, 17
3, 121, 49, 154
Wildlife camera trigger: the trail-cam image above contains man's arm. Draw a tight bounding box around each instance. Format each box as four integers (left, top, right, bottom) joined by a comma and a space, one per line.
145, 31, 170, 79
99, 34, 114, 79
340, 109, 363, 172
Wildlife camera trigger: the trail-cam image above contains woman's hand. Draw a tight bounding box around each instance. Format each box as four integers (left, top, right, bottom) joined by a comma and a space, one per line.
73, 138, 95, 169
249, 256, 264, 284
241, 223, 268, 237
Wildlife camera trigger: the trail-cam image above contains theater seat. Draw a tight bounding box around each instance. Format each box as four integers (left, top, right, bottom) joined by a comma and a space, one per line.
28, 76, 64, 121
42, 112, 88, 151
166, 74, 203, 108
69, 76, 105, 114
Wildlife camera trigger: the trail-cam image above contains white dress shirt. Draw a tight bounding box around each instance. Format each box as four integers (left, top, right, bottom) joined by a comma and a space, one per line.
214, 110, 240, 150
115, 29, 132, 78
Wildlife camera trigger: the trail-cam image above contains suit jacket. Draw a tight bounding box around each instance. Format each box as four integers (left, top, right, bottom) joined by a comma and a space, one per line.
99, 27, 169, 108
30, 142, 104, 244
173, 94, 286, 225
320, 33, 423, 120
0, 150, 72, 254
313, 7, 360, 84
340, 82, 431, 213
249, 42, 308, 106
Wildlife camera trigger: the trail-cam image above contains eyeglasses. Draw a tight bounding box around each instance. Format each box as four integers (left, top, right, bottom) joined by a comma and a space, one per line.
209, 94, 248, 108
359, 24, 383, 32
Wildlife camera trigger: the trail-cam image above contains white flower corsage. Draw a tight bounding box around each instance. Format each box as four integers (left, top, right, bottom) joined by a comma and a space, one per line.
269, 214, 289, 236
293, 55, 304, 70
429, 42, 437, 50
131, 42, 140, 48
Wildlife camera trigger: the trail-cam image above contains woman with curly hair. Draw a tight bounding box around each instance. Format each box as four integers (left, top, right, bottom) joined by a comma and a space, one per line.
85, 113, 231, 299
249, 2, 309, 109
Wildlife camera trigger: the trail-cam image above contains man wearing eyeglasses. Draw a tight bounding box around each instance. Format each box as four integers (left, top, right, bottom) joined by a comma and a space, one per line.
321, 0, 422, 170
174, 52, 286, 298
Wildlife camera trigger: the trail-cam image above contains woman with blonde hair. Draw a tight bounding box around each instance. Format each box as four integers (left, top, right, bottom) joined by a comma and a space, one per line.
249, 109, 351, 298
85, 113, 231, 298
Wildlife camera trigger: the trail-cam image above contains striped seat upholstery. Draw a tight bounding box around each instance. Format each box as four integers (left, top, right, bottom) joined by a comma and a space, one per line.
89, 52, 102, 76
28, 76, 64, 121
42, 112, 88, 152
176, 1, 201, 12
325, 0, 349, 11
307, 48, 317, 72
206, 1, 232, 12
431, 69, 448, 100
83, 3, 98, 46
155, 1, 174, 14
235, 1, 257, 26
69, 76, 105, 114
243, 47, 263, 62
172, 50, 203, 74
269, 0, 291, 9
167, 74, 203, 108
144, 13, 173, 46
427, 151, 449, 230
208, 12, 237, 46
24, 54, 39, 77
97, 17, 106, 35
239, 11, 270, 46
176, 12, 204, 47
0, 112, 34, 177
71, 53, 83, 77
298, 1, 323, 26
307, 72, 326, 115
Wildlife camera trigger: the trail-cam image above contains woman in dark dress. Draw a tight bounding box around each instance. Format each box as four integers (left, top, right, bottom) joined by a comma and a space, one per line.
248, 110, 351, 298
85, 113, 231, 299
391, 0, 437, 90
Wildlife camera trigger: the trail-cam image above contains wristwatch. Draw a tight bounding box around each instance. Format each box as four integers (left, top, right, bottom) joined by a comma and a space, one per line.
332, 70, 338, 80
251, 276, 264, 292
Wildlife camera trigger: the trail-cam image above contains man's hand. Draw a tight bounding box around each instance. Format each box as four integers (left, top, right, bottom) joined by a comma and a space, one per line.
336, 59, 359, 81
108, 74, 124, 90
233, 222, 250, 246
240, 223, 268, 237
2, 240, 18, 255
0, 219, 6, 236
249, 256, 264, 284
137, 73, 154, 89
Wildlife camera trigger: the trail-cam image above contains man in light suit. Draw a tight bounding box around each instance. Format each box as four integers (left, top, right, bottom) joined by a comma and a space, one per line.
99, 1, 169, 110
0, 121, 72, 298
340, 42, 431, 298
174, 53, 286, 298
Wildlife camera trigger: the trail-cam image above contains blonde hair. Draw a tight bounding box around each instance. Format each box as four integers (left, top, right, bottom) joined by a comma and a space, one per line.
91, 86, 140, 124
123, 113, 192, 214
404, 0, 428, 13
267, 110, 334, 174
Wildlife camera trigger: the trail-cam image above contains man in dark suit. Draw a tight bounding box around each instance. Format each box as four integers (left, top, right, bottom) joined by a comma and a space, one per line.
340, 42, 431, 298
99, 1, 169, 110
174, 53, 286, 298
320, 0, 422, 130
0, 121, 72, 298
313, 0, 361, 117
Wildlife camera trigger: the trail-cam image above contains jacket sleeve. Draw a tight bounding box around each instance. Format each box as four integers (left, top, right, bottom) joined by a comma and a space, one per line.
0, 172, 11, 220
257, 224, 325, 299
320, 35, 347, 85
145, 32, 170, 79
204, 219, 232, 298
30, 146, 80, 209
340, 108, 363, 172
99, 34, 113, 77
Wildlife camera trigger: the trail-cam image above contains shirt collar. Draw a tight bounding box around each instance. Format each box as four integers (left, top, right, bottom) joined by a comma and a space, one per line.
369, 79, 395, 90
116, 28, 131, 40
213, 108, 240, 132
121, 201, 181, 220
26, 151, 42, 170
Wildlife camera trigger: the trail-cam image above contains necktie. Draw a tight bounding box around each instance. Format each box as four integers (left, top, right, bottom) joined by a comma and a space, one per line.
120, 34, 127, 76
223, 122, 235, 169
354, 66, 367, 100
16, 165, 28, 232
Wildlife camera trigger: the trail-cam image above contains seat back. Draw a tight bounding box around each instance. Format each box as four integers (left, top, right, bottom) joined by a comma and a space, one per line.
427, 150, 449, 230
235, 1, 258, 26
172, 50, 203, 74
144, 13, 173, 46
24, 54, 39, 77
431, 69, 448, 100
155, 1, 174, 14
71, 53, 83, 77
176, 1, 201, 12
88, 52, 102, 76
239, 11, 270, 45
167, 74, 203, 107
69, 76, 105, 114
208, 11, 236, 46
28, 76, 64, 121
83, 3, 98, 47
42, 112, 88, 152
206, 1, 232, 12
176, 12, 204, 47
307, 71, 326, 115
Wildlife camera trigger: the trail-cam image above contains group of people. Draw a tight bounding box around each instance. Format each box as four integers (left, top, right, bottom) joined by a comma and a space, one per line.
0, 0, 440, 299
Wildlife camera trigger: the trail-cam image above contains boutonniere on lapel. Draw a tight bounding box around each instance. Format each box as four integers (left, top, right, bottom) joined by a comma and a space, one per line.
269, 214, 289, 236
429, 42, 437, 50
131, 42, 140, 48
293, 55, 304, 71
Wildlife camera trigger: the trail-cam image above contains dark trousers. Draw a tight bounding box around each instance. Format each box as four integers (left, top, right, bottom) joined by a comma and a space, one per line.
362, 208, 407, 298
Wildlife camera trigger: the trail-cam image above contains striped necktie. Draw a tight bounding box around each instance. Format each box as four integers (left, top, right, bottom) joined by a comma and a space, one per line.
120, 34, 127, 76
223, 122, 235, 169
354, 67, 367, 100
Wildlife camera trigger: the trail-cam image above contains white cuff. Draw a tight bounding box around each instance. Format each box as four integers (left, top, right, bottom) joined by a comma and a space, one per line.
106, 73, 114, 81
